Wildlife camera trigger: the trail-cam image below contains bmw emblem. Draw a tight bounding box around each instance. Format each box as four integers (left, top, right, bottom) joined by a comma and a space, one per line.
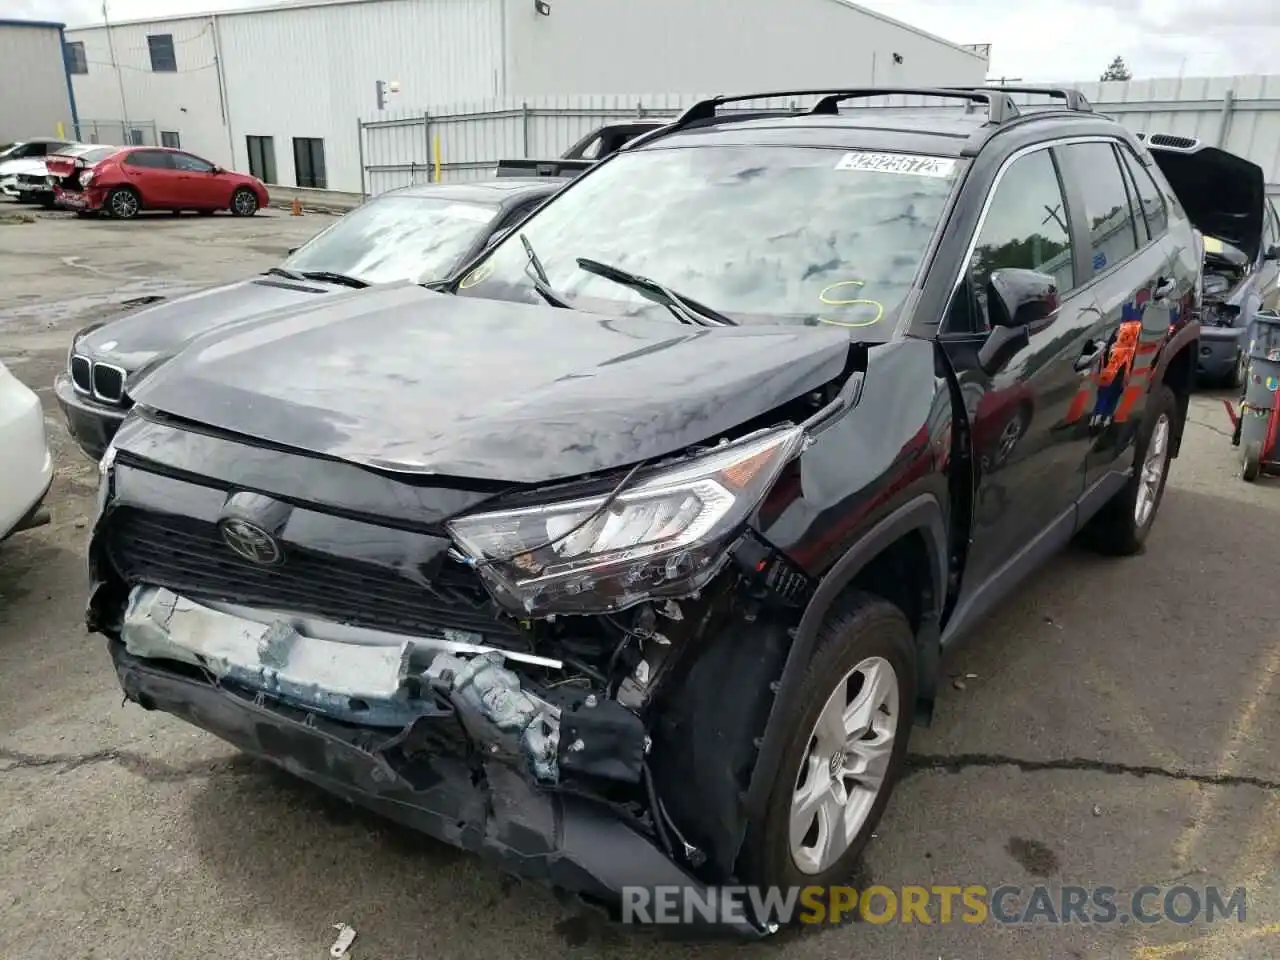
218, 518, 283, 565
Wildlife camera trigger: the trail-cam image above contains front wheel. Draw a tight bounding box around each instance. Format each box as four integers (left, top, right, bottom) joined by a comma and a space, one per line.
738, 592, 915, 890
106, 187, 140, 219
1078, 384, 1177, 555
230, 188, 258, 217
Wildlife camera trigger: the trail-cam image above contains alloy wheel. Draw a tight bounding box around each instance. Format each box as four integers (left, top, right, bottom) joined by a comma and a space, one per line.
233, 190, 257, 215
789, 656, 899, 875
111, 190, 138, 218
1134, 413, 1170, 528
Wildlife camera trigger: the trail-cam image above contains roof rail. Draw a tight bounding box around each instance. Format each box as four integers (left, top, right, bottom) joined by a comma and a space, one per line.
673, 87, 1021, 130
963, 84, 1093, 113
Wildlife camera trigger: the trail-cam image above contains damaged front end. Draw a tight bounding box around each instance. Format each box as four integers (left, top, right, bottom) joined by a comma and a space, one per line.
89, 415, 826, 936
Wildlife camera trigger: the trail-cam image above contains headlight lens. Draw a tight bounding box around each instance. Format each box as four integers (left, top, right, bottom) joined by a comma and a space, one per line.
80, 170, 93, 186
447, 426, 804, 616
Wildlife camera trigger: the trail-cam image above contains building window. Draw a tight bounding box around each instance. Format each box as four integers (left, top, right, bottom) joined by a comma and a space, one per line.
128, 128, 146, 146
65, 41, 88, 74
246, 135, 277, 184
292, 137, 326, 189
160, 131, 181, 149
147, 34, 177, 72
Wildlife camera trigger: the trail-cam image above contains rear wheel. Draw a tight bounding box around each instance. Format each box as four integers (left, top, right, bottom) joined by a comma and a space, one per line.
1242, 441, 1262, 482
1079, 385, 1177, 555
230, 188, 258, 217
738, 593, 915, 892
106, 187, 140, 220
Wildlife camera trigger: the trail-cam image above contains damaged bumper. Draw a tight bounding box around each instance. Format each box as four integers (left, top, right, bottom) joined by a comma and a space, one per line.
107, 585, 771, 938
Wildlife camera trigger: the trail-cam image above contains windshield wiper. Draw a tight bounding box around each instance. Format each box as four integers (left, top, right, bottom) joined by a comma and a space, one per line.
263, 266, 307, 282
574, 257, 738, 327
298, 270, 368, 289
520, 233, 571, 308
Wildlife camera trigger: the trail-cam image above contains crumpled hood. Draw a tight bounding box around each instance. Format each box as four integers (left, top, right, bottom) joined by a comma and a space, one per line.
1147, 140, 1266, 262
0, 157, 46, 177
130, 284, 852, 484
74, 275, 348, 380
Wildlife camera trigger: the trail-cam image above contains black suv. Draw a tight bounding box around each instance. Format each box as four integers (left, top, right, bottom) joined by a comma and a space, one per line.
87, 87, 1217, 936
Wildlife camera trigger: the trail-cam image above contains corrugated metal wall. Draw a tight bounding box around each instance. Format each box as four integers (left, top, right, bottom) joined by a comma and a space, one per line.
501, 0, 988, 99
66, 18, 231, 165
217, 0, 503, 192
0, 23, 75, 143
359, 79, 1280, 197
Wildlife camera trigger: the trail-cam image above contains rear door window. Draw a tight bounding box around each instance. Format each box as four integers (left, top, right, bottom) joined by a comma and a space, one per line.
1118, 146, 1169, 240
1056, 141, 1141, 277
125, 150, 174, 169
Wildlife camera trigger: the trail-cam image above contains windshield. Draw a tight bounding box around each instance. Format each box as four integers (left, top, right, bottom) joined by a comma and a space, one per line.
454, 144, 959, 334
282, 194, 500, 285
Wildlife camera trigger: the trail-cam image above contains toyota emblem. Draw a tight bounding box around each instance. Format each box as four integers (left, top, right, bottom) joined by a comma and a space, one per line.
218, 518, 283, 565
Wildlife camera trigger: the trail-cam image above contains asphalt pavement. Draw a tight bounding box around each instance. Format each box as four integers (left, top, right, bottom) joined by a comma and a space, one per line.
1, 204, 1277, 960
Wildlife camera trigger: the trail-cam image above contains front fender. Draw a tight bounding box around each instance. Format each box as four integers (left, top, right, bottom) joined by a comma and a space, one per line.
742, 338, 952, 831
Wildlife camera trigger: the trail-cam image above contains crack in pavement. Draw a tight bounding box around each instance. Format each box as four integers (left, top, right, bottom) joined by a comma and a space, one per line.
4, 745, 1278, 791
906, 753, 1280, 790
0, 747, 254, 783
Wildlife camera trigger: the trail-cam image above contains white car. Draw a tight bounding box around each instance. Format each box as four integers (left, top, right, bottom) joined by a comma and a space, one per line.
0, 360, 52, 542
0, 156, 49, 200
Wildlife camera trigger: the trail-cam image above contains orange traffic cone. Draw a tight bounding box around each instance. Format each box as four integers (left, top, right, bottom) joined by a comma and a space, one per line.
290, 197, 302, 216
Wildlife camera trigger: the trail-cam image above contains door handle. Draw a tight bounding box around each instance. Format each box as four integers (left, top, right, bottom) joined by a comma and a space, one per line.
1074, 338, 1106, 373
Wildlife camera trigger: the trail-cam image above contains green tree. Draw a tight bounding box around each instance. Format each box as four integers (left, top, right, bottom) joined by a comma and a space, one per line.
1100, 56, 1133, 82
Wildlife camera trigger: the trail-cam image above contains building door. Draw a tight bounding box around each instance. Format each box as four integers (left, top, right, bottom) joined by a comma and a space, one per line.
246, 136, 276, 184
292, 137, 326, 189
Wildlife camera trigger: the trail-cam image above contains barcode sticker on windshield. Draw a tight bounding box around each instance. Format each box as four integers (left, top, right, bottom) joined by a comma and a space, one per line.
834, 152, 957, 178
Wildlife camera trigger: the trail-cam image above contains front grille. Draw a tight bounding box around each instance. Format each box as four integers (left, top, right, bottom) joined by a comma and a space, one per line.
103, 507, 523, 642
91, 361, 125, 403
17, 174, 43, 186
70, 355, 92, 392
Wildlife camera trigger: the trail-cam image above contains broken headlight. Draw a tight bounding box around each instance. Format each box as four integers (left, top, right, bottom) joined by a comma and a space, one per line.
447, 426, 804, 616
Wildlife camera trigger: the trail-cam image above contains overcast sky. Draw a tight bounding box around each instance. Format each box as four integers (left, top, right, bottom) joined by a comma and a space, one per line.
3, 0, 1277, 82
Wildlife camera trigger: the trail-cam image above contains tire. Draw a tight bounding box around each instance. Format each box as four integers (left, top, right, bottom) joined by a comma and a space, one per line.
106, 187, 140, 220
230, 188, 258, 217
738, 592, 916, 891
1227, 351, 1246, 392
1079, 384, 1177, 556
1242, 441, 1262, 482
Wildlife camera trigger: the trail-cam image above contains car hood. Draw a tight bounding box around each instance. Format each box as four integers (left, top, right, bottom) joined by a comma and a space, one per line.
74, 274, 344, 378
1147, 140, 1266, 262
129, 284, 853, 484
0, 158, 45, 176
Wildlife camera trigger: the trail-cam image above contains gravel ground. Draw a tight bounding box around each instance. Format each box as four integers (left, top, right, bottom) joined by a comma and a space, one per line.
1, 205, 1277, 960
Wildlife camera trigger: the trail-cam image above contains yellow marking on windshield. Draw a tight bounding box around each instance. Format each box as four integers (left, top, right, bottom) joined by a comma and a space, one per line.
817, 280, 885, 328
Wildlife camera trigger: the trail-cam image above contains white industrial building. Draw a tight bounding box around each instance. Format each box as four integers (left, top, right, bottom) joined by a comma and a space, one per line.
0, 19, 77, 144
63, 0, 989, 194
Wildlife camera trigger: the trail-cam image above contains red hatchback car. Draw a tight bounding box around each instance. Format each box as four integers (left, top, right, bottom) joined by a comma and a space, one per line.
48, 146, 269, 219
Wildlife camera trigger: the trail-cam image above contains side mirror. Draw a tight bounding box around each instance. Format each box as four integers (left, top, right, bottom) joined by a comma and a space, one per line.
987, 268, 1059, 332
210, 166, 223, 175
976, 268, 1058, 375
978, 323, 1030, 375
